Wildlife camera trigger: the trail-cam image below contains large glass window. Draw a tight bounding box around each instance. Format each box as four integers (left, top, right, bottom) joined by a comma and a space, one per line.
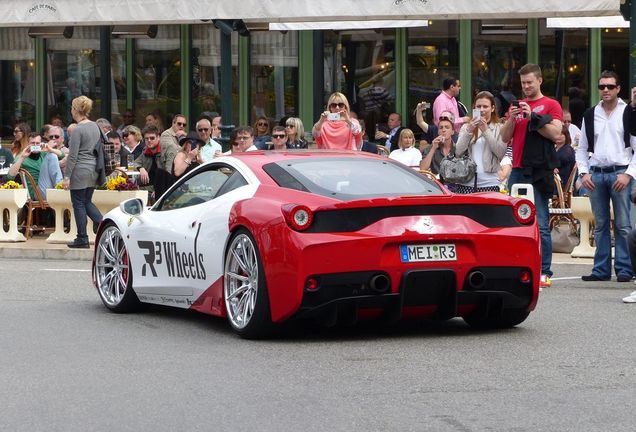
250, 31, 298, 125
323, 29, 395, 140
46, 27, 100, 125
132, 25, 181, 133
407, 22, 460, 133
110, 39, 127, 125
192, 25, 239, 127
540, 21, 589, 115
0, 28, 35, 142
602, 27, 629, 100
472, 20, 526, 116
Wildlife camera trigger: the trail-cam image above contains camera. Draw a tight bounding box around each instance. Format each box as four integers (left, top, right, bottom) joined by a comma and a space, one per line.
511, 100, 519, 107
327, 112, 340, 121
413, 101, 430, 115
30, 145, 41, 153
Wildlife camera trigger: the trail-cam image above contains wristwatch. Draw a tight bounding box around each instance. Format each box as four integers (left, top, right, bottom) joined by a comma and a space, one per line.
579, 172, 588, 178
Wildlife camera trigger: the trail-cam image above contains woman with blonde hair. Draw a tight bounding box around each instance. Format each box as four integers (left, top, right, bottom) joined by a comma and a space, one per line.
389, 128, 422, 167
312, 92, 362, 150
253, 116, 271, 150
11, 122, 31, 157
285, 117, 307, 149
63, 95, 103, 248
453, 90, 507, 193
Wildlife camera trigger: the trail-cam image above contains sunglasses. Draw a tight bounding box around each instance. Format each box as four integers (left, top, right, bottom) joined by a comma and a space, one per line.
285, 124, 295, 128
231, 143, 239, 147
598, 84, 618, 90
48, 135, 60, 139
122, 132, 130, 138
198, 128, 209, 132
329, 103, 346, 109
257, 122, 268, 126
272, 134, 286, 139
439, 116, 453, 122
176, 122, 186, 127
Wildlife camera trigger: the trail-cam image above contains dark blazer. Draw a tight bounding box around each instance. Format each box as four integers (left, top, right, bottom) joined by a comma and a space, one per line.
522, 112, 560, 196
388, 126, 404, 152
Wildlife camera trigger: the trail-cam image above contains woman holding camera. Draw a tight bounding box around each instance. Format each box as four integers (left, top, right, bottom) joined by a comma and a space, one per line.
453, 91, 507, 193
312, 92, 362, 150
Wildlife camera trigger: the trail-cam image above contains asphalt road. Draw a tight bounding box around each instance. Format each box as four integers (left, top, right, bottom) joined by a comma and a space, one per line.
0, 259, 634, 432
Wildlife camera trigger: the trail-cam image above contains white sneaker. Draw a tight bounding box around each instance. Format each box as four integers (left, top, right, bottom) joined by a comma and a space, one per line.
622, 292, 636, 303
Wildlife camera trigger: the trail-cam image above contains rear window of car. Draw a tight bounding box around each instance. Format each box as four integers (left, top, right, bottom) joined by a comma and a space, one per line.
263, 157, 443, 200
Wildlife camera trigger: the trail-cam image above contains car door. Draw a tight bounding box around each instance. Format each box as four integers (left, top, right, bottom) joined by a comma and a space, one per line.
127, 162, 257, 300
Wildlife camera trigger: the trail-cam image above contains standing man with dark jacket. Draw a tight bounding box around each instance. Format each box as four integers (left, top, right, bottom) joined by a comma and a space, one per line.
576, 71, 636, 286
500, 63, 563, 289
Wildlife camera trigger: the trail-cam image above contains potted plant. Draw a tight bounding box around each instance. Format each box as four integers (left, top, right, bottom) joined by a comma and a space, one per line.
0, 180, 28, 242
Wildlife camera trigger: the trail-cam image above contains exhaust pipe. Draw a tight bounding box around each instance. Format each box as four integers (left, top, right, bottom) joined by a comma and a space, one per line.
467, 271, 486, 290
369, 274, 390, 294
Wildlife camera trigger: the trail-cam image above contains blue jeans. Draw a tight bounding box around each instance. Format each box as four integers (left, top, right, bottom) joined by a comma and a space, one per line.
588, 169, 633, 279
508, 168, 552, 276
70, 188, 102, 242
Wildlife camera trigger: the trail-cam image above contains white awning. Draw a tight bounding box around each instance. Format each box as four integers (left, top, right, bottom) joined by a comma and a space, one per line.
0, 0, 622, 27
546, 16, 629, 28
269, 20, 429, 31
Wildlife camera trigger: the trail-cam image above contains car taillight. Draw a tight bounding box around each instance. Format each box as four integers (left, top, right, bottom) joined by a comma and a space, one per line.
282, 204, 314, 231
513, 199, 535, 225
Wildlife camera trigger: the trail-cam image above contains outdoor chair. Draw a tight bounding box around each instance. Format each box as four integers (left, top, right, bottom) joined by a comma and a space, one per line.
18, 168, 50, 238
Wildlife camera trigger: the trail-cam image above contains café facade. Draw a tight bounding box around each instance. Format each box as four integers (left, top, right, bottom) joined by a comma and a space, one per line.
0, 0, 628, 141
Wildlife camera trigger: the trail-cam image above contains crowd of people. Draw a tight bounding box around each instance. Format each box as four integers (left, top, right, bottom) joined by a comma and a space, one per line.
5, 64, 636, 303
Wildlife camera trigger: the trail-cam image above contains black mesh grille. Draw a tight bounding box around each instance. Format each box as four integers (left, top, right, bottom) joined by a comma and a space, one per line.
306, 204, 521, 233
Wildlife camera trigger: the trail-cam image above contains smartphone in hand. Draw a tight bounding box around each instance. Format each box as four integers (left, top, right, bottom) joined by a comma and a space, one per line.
472, 108, 481, 120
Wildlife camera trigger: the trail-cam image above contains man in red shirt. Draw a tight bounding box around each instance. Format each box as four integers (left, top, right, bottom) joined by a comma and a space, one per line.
500, 63, 563, 288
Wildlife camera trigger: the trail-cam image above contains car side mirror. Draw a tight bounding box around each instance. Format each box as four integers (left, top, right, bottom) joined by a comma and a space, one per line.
120, 198, 144, 216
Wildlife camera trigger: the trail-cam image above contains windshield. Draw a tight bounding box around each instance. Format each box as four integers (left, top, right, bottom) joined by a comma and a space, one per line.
263, 158, 442, 200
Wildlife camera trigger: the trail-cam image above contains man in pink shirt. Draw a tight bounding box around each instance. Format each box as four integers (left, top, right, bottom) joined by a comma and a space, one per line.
432, 77, 470, 133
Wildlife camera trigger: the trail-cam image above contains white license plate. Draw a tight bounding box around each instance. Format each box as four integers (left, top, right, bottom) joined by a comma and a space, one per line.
400, 244, 457, 262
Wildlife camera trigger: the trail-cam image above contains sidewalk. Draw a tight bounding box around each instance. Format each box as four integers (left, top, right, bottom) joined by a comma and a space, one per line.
0, 234, 593, 265
0, 236, 93, 261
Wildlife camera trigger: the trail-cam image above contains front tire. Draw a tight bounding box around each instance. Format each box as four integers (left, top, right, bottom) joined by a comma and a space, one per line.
224, 229, 273, 339
94, 222, 140, 313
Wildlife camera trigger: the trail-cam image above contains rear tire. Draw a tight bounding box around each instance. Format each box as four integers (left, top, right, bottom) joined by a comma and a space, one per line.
94, 222, 140, 313
223, 229, 273, 339
463, 308, 530, 329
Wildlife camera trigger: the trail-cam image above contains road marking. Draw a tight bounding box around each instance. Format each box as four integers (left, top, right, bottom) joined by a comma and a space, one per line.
550, 276, 581, 281
42, 269, 91, 272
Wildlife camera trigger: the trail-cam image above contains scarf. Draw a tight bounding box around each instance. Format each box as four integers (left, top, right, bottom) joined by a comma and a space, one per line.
144, 146, 160, 157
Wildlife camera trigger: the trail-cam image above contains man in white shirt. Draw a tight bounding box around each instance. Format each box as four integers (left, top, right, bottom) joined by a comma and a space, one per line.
235, 127, 259, 152
196, 118, 222, 162
576, 71, 636, 284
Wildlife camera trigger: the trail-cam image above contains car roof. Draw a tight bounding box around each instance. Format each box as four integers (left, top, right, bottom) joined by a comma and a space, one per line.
220, 150, 386, 184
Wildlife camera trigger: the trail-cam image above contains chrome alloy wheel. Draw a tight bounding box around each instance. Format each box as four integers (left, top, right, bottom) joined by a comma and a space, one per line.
95, 225, 130, 307
224, 233, 259, 329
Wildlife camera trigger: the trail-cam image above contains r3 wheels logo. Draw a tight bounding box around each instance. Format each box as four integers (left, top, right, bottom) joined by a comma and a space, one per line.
138, 223, 207, 280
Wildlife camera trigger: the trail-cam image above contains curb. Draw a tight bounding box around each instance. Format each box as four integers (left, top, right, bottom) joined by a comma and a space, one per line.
0, 241, 93, 261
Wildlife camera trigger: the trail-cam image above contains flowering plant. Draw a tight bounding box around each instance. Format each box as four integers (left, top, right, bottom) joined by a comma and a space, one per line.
0, 180, 23, 190
103, 175, 139, 191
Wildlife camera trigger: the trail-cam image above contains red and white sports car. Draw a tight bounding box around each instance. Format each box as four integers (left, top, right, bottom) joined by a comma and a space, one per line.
92, 151, 540, 338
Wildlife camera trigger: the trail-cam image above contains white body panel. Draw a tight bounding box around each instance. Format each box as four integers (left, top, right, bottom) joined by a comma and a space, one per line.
103, 158, 260, 308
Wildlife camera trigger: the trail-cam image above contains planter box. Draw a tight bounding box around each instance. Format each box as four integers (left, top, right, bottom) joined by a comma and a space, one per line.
0, 188, 28, 242
93, 190, 149, 216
